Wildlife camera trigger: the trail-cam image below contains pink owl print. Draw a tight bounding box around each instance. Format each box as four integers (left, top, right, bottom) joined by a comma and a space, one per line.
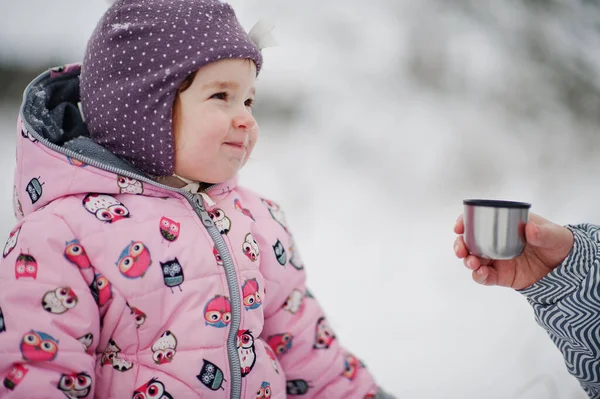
267, 333, 293, 356
42, 287, 78, 314
237, 330, 256, 377
3, 364, 28, 391
57, 372, 92, 398
313, 317, 336, 349
20, 330, 59, 362
64, 240, 91, 269
129, 306, 147, 328
90, 273, 112, 307
208, 208, 231, 235
82, 193, 130, 223
117, 175, 144, 194
242, 279, 262, 311
234, 198, 255, 221
159, 217, 180, 243
256, 381, 272, 399
15, 252, 37, 280
116, 241, 152, 279
341, 352, 362, 381
151, 330, 178, 365
204, 295, 232, 328
213, 246, 223, 266
242, 233, 260, 262
3, 226, 21, 258
133, 378, 172, 399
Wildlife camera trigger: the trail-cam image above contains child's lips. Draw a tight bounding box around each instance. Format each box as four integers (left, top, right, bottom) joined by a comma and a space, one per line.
223, 142, 247, 157
224, 141, 245, 148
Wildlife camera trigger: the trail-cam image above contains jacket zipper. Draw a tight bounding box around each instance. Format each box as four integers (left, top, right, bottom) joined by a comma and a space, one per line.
19, 71, 243, 399
191, 194, 242, 399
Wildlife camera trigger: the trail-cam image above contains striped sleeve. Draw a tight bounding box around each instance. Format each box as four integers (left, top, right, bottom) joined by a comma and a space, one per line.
518, 224, 600, 398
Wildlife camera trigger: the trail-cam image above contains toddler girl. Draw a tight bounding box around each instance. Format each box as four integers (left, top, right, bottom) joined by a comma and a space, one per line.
0, 0, 394, 398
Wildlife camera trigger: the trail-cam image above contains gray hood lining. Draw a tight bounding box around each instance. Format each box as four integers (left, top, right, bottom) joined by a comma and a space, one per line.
21, 68, 146, 177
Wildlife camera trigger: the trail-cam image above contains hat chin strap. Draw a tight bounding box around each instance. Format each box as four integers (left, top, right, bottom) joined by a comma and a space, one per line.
171, 174, 217, 206
172, 174, 202, 194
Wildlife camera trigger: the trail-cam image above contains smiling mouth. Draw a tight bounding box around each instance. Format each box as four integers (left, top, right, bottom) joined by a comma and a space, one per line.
224, 142, 245, 149
223, 142, 248, 156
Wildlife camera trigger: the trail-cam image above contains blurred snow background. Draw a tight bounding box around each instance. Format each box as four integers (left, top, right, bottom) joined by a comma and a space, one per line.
1, 0, 599, 397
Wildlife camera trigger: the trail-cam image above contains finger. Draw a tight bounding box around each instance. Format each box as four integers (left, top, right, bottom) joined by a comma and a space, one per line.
524, 213, 554, 247
454, 214, 464, 234
463, 257, 474, 270
525, 218, 572, 251
524, 220, 542, 247
527, 212, 551, 225
472, 265, 498, 286
454, 236, 469, 259
463, 255, 480, 270
464, 255, 493, 270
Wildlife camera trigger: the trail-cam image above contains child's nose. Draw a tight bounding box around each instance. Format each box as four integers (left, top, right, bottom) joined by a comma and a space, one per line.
232, 109, 256, 130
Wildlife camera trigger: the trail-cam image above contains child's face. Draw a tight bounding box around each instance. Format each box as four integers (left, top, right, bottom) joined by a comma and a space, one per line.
173, 58, 258, 183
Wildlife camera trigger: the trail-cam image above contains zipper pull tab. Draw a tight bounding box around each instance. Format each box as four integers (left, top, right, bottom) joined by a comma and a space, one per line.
192, 194, 214, 227
192, 193, 204, 209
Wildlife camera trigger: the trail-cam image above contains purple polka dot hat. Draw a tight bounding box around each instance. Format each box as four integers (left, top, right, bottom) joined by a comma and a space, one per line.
79, 0, 263, 176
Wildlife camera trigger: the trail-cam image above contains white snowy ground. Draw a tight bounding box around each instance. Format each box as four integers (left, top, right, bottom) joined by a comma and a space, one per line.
1, 0, 599, 398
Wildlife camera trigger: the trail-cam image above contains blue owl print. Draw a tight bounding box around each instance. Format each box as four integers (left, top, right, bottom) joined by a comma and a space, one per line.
273, 240, 286, 266
26, 177, 44, 204
161, 258, 184, 293
256, 381, 271, 399
197, 359, 226, 391
0, 307, 5, 333
286, 379, 312, 396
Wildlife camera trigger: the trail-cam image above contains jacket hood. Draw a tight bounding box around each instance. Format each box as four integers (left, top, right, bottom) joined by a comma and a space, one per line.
14, 63, 236, 219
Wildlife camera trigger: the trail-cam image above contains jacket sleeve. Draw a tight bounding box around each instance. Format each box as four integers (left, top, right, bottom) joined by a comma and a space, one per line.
0, 214, 99, 399
253, 204, 393, 399
518, 223, 600, 398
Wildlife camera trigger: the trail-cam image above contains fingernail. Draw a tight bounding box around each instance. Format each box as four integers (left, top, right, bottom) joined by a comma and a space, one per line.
454, 243, 459, 254
477, 267, 484, 275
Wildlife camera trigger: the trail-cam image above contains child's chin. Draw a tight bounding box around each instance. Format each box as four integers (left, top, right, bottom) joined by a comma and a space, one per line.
201, 169, 239, 184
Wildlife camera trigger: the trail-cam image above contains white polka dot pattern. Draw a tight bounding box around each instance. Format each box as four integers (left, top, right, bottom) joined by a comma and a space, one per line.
80, 0, 262, 176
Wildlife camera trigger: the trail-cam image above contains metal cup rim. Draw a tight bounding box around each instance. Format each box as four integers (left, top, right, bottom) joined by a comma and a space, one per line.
463, 199, 531, 209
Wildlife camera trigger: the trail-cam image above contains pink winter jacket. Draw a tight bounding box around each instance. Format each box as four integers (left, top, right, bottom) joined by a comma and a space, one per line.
0, 65, 393, 399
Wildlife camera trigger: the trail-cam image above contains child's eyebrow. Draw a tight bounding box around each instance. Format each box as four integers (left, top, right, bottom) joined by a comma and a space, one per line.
202, 81, 256, 95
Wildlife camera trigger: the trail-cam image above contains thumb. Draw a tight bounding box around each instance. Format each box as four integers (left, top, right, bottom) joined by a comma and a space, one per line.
525, 220, 570, 250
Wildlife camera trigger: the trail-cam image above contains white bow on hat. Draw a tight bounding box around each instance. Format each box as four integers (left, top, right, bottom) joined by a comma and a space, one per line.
248, 19, 278, 50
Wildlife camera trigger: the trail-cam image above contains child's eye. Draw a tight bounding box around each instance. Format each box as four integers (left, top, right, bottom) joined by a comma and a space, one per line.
245, 98, 254, 108
210, 92, 228, 100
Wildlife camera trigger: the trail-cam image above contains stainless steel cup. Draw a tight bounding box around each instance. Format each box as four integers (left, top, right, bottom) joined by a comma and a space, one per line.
463, 199, 531, 260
